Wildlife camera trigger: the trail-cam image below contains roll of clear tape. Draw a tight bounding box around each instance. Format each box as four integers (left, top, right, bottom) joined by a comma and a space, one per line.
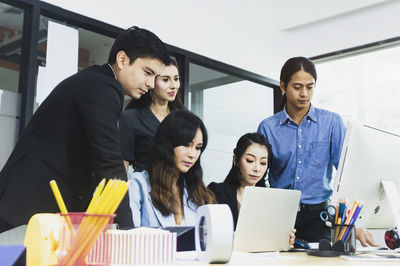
195, 204, 233, 263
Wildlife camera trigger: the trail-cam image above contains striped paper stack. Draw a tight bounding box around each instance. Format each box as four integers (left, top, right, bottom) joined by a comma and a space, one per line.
87, 227, 177, 265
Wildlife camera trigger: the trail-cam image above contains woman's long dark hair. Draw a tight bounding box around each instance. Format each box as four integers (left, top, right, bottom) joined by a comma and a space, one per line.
277, 56, 317, 112
125, 57, 184, 110
223, 133, 272, 188
149, 109, 216, 216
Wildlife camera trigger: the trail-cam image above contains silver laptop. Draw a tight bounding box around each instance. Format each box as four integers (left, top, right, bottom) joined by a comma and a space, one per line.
233, 186, 300, 252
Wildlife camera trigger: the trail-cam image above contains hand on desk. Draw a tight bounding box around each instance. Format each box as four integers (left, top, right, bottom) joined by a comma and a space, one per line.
356, 228, 379, 247
289, 229, 296, 248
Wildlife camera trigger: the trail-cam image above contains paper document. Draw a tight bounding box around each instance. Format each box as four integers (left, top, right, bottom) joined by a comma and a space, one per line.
342, 250, 400, 261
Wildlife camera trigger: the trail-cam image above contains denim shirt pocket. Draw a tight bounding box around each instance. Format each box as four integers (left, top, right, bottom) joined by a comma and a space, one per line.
310, 140, 330, 167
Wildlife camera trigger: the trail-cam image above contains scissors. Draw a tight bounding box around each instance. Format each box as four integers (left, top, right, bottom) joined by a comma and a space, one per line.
320, 205, 336, 227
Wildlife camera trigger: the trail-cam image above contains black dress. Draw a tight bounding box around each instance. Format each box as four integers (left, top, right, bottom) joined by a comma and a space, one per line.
208, 182, 239, 230
119, 107, 160, 171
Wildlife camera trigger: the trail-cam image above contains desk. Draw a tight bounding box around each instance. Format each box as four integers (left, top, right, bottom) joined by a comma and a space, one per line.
174, 251, 399, 265
2, 225, 396, 265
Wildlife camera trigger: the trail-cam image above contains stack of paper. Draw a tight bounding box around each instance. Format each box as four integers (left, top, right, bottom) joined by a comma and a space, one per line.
87, 227, 177, 265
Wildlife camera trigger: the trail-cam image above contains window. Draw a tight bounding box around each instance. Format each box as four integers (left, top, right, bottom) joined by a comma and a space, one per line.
0, 0, 279, 173
313, 44, 400, 135
188, 63, 274, 184
35, 16, 114, 110
0, 3, 24, 167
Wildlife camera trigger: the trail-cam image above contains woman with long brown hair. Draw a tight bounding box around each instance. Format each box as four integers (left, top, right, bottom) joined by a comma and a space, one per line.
119, 58, 184, 173
128, 109, 215, 227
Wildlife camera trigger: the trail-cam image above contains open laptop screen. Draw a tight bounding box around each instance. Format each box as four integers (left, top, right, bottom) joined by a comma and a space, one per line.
233, 186, 300, 252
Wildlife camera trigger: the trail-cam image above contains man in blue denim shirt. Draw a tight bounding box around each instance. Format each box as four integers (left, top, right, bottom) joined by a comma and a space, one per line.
258, 105, 345, 204
258, 57, 345, 242
258, 57, 378, 246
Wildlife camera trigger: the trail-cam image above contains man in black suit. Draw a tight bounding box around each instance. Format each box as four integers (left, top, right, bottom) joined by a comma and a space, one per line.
0, 26, 170, 232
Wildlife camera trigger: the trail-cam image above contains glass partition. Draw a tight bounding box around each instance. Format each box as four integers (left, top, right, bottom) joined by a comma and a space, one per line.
35, 16, 115, 111
0, 3, 24, 168
188, 63, 274, 185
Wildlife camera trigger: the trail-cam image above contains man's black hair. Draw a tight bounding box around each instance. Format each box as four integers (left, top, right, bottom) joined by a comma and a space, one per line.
108, 26, 170, 65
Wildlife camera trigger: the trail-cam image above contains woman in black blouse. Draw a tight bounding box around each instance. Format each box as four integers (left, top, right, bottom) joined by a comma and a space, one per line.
208, 132, 295, 246
119, 58, 184, 172
208, 133, 272, 229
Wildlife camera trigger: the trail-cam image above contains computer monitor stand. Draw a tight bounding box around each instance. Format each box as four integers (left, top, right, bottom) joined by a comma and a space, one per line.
381, 180, 400, 231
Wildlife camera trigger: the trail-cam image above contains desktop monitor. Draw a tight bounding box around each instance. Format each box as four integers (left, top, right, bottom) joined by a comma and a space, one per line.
331, 120, 400, 229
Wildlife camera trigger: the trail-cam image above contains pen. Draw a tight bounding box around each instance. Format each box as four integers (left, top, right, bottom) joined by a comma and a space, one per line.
342, 202, 347, 223
338, 201, 359, 240
294, 239, 310, 249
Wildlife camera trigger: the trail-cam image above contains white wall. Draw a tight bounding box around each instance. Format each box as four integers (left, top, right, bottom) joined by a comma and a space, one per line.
41, 0, 400, 79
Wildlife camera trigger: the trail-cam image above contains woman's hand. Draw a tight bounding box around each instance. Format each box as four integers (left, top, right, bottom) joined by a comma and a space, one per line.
289, 228, 296, 248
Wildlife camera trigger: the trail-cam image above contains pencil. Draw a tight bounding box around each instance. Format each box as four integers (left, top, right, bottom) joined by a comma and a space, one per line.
338, 200, 359, 240
60, 179, 129, 265
49, 180, 75, 237
69, 180, 127, 264
343, 203, 363, 242
64, 179, 116, 263
333, 200, 343, 242
334, 201, 339, 225
87, 178, 106, 212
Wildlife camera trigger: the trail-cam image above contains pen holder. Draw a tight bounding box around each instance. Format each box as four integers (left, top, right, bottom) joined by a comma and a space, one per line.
331, 224, 356, 254
57, 212, 115, 266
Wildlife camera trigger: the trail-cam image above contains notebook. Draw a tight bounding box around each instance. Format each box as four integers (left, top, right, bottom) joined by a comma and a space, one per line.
233, 186, 301, 252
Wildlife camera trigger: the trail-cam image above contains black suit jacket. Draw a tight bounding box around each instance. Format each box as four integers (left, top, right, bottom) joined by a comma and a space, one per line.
208, 182, 239, 230
0, 64, 133, 230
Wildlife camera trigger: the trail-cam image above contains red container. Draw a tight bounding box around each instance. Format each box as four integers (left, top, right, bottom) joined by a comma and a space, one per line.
57, 212, 115, 266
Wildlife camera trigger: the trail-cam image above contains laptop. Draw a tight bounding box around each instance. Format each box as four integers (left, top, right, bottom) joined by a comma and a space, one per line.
233, 186, 301, 252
